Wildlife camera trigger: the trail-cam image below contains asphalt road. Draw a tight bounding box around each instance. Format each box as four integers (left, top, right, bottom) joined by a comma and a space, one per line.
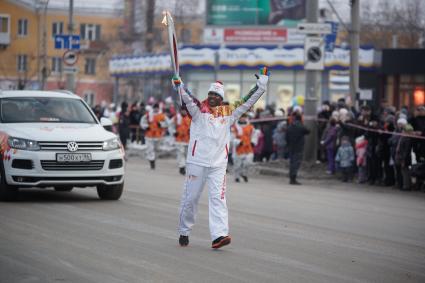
1, 158, 425, 283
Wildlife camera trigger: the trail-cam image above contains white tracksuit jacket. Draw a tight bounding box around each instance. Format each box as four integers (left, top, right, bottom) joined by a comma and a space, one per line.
177, 75, 268, 240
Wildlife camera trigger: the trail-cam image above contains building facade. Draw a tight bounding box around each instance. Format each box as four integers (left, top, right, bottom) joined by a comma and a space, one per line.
0, 0, 123, 106
110, 45, 377, 110
379, 49, 425, 109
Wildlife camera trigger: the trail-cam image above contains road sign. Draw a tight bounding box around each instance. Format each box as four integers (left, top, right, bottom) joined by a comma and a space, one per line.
324, 21, 338, 52
55, 34, 80, 50
304, 36, 325, 70
63, 66, 78, 74
297, 23, 332, 35
359, 89, 373, 100
63, 50, 78, 66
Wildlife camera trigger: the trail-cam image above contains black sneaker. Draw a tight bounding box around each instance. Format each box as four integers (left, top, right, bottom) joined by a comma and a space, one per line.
212, 236, 231, 249
241, 175, 248, 182
290, 179, 302, 185
149, 160, 155, 170
179, 235, 189, 247
179, 167, 186, 175
235, 178, 240, 183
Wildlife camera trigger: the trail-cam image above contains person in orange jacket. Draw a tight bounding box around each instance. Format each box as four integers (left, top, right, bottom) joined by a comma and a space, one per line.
231, 114, 258, 182
172, 109, 191, 175
140, 103, 169, 169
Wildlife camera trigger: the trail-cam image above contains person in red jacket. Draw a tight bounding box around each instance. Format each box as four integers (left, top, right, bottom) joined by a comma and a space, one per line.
173, 109, 191, 175
140, 103, 168, 169
231, 114, 257, 182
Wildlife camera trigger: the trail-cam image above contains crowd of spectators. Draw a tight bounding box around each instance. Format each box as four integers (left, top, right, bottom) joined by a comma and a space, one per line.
92, 97, 425, 191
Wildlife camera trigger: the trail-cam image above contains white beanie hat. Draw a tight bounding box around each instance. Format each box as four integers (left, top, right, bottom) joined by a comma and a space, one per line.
208, 81, 225, 99
339, 108, 348, 116
397, 117, 407, 125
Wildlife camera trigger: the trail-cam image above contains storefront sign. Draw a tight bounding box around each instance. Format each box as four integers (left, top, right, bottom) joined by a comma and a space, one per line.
204, 27, 287, 44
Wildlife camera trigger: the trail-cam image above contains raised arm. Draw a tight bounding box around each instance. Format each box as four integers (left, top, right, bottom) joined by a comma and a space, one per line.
172, 76, 201, 121
230, 67, 269, 124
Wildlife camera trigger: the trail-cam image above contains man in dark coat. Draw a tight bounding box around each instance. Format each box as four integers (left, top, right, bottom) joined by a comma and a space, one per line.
285, 113, 310, 185
118, 102, 130, 150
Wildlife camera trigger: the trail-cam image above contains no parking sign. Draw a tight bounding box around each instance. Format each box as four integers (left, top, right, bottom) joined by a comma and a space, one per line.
63, 50, 78, 66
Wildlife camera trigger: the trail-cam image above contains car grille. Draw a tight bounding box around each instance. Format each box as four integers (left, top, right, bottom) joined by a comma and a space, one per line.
38, 141, 104, 151
41, 160, 105, 171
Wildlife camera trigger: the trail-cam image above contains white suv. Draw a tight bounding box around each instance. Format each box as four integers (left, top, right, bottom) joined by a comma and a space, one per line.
0, 90, 125, 201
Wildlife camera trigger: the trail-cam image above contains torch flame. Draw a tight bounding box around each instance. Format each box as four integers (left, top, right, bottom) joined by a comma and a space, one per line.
162, 11, 168, 26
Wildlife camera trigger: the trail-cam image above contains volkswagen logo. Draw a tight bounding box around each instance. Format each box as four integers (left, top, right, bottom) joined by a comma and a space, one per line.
67, 141, 78, 152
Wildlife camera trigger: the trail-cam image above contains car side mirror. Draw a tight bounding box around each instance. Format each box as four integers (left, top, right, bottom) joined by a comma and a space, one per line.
100, 117, 113, 127
100, 117, 113, 132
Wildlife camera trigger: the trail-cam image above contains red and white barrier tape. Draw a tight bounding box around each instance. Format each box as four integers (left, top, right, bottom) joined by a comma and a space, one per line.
249, 116, 425, 141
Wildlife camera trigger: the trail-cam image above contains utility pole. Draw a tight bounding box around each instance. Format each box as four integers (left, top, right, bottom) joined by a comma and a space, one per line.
65, 0, 75, 92
145, 0, 155, 53
143, 0, 155, 102
303, 0, 319, 162
40, 0, 49, 90
349, 0, 360, 105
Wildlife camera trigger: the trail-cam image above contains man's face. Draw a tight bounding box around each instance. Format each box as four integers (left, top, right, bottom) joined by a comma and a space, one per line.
239, 116, 247, 124
207, 92, 222, 108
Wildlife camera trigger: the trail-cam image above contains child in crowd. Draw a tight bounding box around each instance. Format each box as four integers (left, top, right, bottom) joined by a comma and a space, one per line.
355, 135, 368, 183
335, 136, 355, 182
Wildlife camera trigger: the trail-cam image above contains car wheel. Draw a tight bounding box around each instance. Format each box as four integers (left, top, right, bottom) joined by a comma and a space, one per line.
0, 159, 18, 201
97, 182, 124, 200
54, 186, 73, 192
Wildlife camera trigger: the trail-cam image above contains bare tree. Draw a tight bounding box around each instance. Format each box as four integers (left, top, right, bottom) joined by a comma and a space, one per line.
361, 0, 425, 48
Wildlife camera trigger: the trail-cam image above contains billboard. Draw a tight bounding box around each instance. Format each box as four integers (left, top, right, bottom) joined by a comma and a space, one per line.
206, 0, 306, 26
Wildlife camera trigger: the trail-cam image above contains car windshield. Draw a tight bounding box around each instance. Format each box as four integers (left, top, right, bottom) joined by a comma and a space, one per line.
0, 97, 97, 124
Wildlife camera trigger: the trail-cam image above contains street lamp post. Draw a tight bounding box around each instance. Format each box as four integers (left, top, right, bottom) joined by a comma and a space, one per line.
37, 0, 49, 90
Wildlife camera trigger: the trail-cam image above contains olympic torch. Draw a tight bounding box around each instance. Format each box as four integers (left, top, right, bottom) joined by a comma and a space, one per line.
162, 11, 182, 106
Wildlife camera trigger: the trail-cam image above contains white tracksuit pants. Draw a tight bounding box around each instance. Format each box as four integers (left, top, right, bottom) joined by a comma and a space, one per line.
146, 138, 161, 161
176, 143, 188, 168
234, 153, 253, 180
178, 163, 228, 241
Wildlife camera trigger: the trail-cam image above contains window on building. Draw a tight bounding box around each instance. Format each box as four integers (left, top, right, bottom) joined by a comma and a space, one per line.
0, 16, 9, 33
52, 22, 64, 38
84, 92, 95, 107
414, 88, 425, 106
80, 24, 101, 41
84, 58, 96, 75
17, 19, 28, 36
51, 57, 62, 73
17, 55, 27, 72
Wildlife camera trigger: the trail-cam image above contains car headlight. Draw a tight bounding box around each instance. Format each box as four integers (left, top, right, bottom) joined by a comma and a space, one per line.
102, 137, 121, 151
8, 137, 40, 151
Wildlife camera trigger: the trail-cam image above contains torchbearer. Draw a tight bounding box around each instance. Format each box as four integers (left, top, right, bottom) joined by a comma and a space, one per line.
172, 67, 270, 249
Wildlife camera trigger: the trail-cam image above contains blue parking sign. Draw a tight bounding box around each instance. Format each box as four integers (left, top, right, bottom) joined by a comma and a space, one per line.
324, 22, 338, 52
54, 35, 80, 50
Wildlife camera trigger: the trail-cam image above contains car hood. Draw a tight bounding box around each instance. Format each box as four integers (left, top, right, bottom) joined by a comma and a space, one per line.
2, 123, 116, 142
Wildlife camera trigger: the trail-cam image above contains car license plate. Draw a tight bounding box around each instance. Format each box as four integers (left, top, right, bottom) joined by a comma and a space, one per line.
56, 153, 92, 162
